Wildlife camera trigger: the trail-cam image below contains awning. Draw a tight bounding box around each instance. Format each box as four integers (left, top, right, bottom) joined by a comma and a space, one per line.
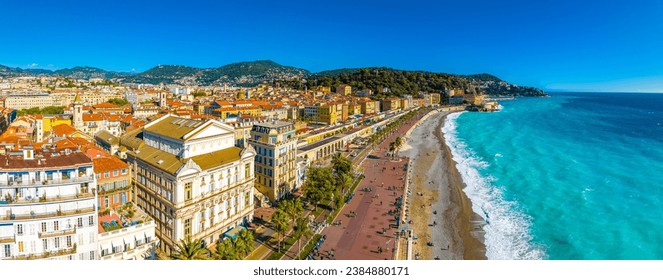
100, 242, 111, 252
222, 226, 245, 240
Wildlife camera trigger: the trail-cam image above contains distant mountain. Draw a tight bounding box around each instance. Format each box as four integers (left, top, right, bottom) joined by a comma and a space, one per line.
0, 64, 53, 77
281, 68, 547, 97
313, 68, 362, 77
123, 60, 309, 86
54, 66, 126, 80
1, 61, 545, 96
463, 73, 546, 96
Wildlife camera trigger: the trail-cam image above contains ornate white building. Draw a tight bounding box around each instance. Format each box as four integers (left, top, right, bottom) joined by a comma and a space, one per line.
120, 114, 256, 255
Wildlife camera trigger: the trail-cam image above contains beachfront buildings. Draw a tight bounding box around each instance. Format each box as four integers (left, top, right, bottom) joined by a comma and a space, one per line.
249, 121, 298, 205
120, 114, 256, 255
0, 147, 99, 260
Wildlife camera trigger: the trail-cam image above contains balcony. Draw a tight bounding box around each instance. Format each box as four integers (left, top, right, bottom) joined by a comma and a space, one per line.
2, 193, 95, 206
1, 175, 94, 189
0, 235, 15, 244
38, 227, 77, 238
1, 207, 96, 221
9, 244, 77, 260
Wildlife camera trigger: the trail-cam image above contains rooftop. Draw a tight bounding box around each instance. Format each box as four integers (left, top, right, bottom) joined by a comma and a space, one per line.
143, 115, 205, 140
0, 149, 92, 171
93, 156, 128, 174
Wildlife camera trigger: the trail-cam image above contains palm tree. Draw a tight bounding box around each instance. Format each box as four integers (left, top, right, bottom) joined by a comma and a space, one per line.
170, 236, 210, 260
214, 238, 239, 260
285, 198, 304, 227
271, 209, 289, 252
238, 230, 255, 258
234, 235, 248, 259
293, 217, 313, 259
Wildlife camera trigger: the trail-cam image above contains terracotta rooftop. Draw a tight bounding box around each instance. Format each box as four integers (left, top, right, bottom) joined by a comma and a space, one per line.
52, 124, 77, 137
0, 149, 92, 170
93, 156, 128, 174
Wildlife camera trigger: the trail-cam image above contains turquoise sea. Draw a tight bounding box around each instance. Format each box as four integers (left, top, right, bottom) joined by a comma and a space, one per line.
442, 92, 663, 259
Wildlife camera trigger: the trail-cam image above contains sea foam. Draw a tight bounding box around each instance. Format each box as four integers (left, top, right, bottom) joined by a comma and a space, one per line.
442, 112, 546, 260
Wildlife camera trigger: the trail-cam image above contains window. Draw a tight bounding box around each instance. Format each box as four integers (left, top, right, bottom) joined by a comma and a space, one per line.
54, 221, 59, 231
42, 239, 48, 251
41, 222, 47, 232
185, 182, 192, 201
96, 173, 100, 179
29, 224, 35, 235
17, 224, 23, 235
113, 170, 118, 176
77, 217, 83, 228
90, 251, 95, 260
54, 237, 60, 249
30, 241, 36, 253
88, 216, 94, 226
184, 218, 191, 236
104, 172, 110, 178
121, 168, 128, 175
18, 241, 24, 253
245, 163, 251, 179
3, 245, 9, 257
66, 236, 72, 247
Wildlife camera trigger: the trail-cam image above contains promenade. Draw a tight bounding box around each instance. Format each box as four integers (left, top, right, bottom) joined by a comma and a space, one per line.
316, 110, 428, 260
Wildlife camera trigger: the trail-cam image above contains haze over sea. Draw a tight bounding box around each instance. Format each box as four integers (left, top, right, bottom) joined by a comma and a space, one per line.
443, 92, 663, 259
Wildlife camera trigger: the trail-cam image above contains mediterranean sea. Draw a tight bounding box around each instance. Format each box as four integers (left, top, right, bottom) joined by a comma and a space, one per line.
443, 92, 663, 259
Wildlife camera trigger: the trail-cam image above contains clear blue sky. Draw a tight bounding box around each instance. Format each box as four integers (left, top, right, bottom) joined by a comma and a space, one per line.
1, 0, 663, 92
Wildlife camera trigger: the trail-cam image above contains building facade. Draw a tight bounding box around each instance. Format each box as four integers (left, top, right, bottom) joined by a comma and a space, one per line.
0, 147, 99, 260
121, 114, 256, 255
249, 121, 297, 204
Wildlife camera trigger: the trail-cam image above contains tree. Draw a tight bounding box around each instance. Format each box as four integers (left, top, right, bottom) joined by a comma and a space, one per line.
293, 217, 313, 259
332, 153, 353, 177
107, 98, 129, 106
303, 167, 334, 211
170, 236, 210, 260
271, 209, 289, 252
237, 229, 255, 257
214, 238, 239, 260
192, 91, 207, 98
279, 198, 304, 227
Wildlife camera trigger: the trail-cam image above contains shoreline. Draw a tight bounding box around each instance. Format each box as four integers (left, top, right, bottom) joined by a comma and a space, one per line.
436, 113, 487, 260
400, 110, 486, 260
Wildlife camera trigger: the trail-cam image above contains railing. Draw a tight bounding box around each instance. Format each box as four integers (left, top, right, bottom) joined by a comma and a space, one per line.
0, 235, 15, 243
1, 175, 94, 188
9, 245, 77, 260
38, 227, 77, 238
1, 207, 96, 221
4, 193, 95, 205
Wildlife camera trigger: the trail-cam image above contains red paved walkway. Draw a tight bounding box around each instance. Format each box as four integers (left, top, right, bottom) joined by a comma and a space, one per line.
316, 111, 426, 260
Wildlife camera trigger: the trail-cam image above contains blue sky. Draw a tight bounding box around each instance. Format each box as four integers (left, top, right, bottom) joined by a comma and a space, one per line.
1, 0, 663, 92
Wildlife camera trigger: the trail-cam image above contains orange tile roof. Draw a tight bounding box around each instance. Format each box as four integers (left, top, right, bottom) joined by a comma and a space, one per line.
83, 113, 105, 121
52, 124, 78, 137
93, 156, 128, 174
93, 102, 121, 109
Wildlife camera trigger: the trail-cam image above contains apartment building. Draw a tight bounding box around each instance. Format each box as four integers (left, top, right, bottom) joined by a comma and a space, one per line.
0, 147, 99, 260
249, 121, 297, 204
121, 114, 256, 255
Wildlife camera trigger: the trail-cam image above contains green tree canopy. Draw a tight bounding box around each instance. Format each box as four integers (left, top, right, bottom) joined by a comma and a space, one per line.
170, 236, 211, 260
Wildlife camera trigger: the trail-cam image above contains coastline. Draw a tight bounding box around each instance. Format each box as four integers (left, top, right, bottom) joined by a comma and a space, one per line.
400, 110, 486, 260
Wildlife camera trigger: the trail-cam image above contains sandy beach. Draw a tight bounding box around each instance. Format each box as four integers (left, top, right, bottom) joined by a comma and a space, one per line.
399, 110, 487, 260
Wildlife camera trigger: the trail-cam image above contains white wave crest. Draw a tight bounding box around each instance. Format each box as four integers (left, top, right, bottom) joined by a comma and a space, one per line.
443, 112, 546, 260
